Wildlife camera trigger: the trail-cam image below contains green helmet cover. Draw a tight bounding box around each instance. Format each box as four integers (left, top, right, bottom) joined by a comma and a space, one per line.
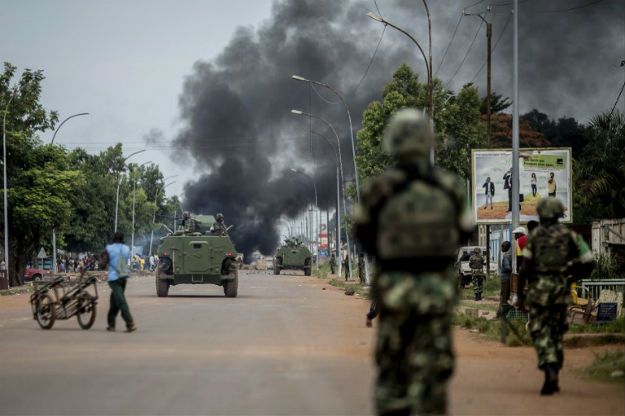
536, 198, 565, 220
382, 108, 434, 160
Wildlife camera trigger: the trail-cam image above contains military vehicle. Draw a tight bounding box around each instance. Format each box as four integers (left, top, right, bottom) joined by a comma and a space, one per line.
273, 238, 313, 276
155, 214, 239, 297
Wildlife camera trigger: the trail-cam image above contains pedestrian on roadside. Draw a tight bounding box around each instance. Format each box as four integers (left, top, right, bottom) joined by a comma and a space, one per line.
358, 252, 366, 284
499, 241, 512, 307
101, 231, 136, 333
469, 248, 486, 301
343, 254, 349, 281
329, 254, 336, 275
353, 108, 474, 415
517, 198, 594, 395
149, 255, 155, 271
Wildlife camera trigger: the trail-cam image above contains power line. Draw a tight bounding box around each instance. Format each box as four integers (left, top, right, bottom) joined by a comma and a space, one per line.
311, 83, 339, 104
435, 13, 463, 77
353, 25, 386, 94
609, 80, 625, 116
470, 12, 512, 82
445, 20, 483, 88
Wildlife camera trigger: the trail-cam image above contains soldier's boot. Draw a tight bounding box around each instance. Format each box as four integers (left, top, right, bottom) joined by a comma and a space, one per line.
540, 364, 559, 395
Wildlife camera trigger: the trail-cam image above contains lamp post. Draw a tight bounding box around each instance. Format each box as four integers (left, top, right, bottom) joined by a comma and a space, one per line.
367, 11, 432, 117
2, 88, 17, 288
291, 108, 353, 280
130, 161, 152, 259
148, 177, 177, 257
49, 112, 89, 274
311, 130, 343, 277
114, 149, 146, 232
292, 74, 373, 283
511, 0, 520, 273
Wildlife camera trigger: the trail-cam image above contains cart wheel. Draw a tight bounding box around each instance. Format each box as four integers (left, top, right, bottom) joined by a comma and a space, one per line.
35, 294, 56, 330
77, 295, 97, 330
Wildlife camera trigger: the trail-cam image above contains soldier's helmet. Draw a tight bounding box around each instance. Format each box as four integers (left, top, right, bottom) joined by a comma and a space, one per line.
382, 108, 434, 160
536, 197, 565, 220
183, 211, 190, 219
473, 247, 481, 254
215, 213, 224, 221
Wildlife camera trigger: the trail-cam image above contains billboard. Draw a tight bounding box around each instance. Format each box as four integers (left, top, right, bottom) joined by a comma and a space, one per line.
471, 148, 572, 224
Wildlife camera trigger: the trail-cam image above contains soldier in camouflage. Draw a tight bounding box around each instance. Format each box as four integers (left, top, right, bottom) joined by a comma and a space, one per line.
353, 108, 474, 415
469, 248, 485, 301
518, 198, 594, 395
210, 213, 228, 236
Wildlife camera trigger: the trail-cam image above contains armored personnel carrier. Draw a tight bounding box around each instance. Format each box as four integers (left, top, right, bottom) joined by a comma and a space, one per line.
273, 238, 312, 276
155, 214, 239, 297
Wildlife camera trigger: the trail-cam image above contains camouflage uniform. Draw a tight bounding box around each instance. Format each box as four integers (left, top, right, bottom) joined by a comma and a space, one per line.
519, 198, 594, 395
211, 213, 228, 236
353, 109, 474, 415
469, 249, 485, 301
329, 254, 337, 274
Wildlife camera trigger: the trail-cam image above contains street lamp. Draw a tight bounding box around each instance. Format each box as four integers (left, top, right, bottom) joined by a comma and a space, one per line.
148, 177, 178, 256
130, 161, 152, 259
291, 74, 372, 283
366, 11, 432, 117
2, 87, 17, 288
291, 109, 353, 280
50, 112, 90, 274
311, 131, 343, 277
114, 149, 146, 232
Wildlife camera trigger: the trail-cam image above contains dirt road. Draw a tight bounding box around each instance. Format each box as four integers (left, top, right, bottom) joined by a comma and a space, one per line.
0, 271, 622, 415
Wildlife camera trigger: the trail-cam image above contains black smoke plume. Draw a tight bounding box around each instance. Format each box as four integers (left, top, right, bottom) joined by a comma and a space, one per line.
173, 0, 623, 258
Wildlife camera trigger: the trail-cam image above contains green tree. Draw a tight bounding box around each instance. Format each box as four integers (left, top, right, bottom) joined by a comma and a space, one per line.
575, 111, 625, 220
0, 63, 83, 285
356, 64, 486, 182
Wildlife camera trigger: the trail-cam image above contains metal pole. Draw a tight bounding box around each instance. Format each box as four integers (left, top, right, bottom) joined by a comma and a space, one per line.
511, 0, 520, 273
114, 176, 122, 232
336, 165, 342, 278
50, 112, 89, 274
2, 90, 16, 287
131, 179, 136, 258
486, 21, 493, 145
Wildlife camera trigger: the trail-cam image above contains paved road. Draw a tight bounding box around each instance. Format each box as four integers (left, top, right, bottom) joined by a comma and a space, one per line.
0, 271, 374, 415
0, 271, 623, 415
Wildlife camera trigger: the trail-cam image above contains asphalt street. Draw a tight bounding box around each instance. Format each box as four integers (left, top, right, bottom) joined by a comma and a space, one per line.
0, 271, 374, 415
0, 271, 623, 415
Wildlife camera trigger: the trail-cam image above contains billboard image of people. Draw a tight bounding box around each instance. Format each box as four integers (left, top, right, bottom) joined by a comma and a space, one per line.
471, 148, 572, 224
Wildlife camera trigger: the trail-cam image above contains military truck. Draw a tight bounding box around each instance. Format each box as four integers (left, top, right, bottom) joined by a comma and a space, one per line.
274, 238, 313, 276
155, 214, 239, 297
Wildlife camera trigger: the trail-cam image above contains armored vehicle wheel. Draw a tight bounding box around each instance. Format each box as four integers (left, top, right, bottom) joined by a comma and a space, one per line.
304, 258, 312, 276
156, 274, 170, 297
35, 294, 56, 330
304, 268, 312, 276
77, 294, 97, 330
222, 259, 238, 298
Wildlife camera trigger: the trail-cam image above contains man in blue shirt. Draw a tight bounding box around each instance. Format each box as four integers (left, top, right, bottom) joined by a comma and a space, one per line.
102, 232, 136, 332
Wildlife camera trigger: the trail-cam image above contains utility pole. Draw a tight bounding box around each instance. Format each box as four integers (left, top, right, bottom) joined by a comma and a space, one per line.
511, 0, 520, 273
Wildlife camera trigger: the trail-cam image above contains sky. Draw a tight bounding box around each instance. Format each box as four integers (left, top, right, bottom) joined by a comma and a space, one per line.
0, 0, 275, 197
2, 0, 623, 254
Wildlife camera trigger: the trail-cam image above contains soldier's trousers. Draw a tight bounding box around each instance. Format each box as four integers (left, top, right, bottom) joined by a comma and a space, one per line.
528, 303, 568, 369
374, 272, 456, 415
472, 273, 484, 296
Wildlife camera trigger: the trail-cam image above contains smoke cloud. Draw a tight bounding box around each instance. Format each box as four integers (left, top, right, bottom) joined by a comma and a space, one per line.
173, 0, 624, 258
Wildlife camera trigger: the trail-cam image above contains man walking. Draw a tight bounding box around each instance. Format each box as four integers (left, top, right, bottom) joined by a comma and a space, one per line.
353, 109, 473, 415
518, 198, 594, 395
329, 254, 337, 275
102, 232, 136, 333
343, 254, 350, 281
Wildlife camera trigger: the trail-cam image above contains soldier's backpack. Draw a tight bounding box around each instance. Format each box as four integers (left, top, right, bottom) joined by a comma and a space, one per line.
531, 224, 578, 274
469, 255, 483, 270
377, 173, 460, 260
